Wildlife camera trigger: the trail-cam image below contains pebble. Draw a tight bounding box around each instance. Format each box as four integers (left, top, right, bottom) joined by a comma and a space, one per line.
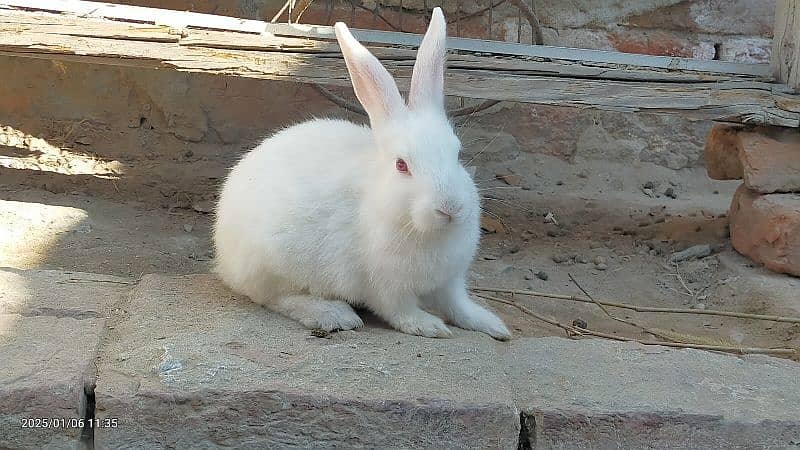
664, 187, 677, 199
643, 181, 656, 190
692, 303, 707, 310
183, 224, 193, 233
593, 255, 607, 265
552, 254, 568, 264
572, 318, 588, 328
524, 274, 533, 280
669, 244, 712, 263
576, 256, 589, 264
595, 263, 608, 271
535, 271, 549, 281
642, 188, 655, 198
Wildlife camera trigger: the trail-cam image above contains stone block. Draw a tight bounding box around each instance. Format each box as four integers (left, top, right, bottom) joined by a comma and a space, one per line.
508, 337, 800, 448
93, 274, 519, 449
0, 314, 106, 450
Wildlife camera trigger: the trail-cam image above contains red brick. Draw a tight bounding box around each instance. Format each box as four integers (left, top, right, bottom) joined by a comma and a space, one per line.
704, 124, 744, 180
739, 128, 800, 193
729, 184, 800, 277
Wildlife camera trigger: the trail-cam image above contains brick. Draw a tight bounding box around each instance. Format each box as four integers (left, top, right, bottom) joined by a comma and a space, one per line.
704, 124, 745, 180
739, 128, 800, 193
730, 184, 800, 276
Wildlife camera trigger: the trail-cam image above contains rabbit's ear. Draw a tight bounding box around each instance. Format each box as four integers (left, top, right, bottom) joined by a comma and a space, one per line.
335, 22, 405, 127
408, 7, 447, 112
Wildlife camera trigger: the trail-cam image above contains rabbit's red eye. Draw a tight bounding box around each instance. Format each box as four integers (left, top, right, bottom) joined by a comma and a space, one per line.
396, 158, 410, 175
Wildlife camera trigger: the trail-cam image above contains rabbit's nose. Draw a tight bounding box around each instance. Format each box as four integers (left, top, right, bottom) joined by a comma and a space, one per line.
435, 209, 453, 221
435, 205, 461, 222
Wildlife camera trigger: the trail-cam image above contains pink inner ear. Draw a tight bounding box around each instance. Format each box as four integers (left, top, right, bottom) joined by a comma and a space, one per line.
335, 22, 405, 127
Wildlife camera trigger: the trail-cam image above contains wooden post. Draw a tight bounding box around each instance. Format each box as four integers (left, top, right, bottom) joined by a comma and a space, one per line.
773, 0, 800, 91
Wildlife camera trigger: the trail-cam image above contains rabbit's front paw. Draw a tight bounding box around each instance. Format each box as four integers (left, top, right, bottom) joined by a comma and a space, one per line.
470, 311, 511, 341
391, 310, 452, 338
294, 299, 364, 332
449, 306, 512, 341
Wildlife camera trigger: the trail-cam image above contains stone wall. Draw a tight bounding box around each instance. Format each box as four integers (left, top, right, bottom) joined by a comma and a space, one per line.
0, 1, 776, 170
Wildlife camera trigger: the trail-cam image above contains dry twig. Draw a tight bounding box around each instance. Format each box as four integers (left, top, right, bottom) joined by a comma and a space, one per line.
470, 286, 800, 324
476, 292, 797, 356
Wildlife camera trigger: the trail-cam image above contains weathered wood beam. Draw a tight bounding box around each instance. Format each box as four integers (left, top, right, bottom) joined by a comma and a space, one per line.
2, 0, 772, 77
1, 3, 799, 127
773, 0, 800, 92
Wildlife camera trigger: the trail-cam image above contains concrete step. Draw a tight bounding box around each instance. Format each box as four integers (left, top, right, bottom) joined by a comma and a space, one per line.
0, 268, 131, 450
1, 268, 799, 449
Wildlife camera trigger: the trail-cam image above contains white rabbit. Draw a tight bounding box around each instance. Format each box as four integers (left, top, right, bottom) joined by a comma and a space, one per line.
213, 7, 510, 340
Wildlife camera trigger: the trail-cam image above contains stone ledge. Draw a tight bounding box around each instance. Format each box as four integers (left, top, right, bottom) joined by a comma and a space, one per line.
93, 273, 800, 449
2, 269, 799, 449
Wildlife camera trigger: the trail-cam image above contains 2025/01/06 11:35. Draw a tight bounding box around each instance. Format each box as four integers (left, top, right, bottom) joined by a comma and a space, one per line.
20, 417, 119, 429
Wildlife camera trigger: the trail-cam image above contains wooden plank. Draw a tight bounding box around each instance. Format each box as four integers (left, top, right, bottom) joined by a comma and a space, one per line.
2, 0, 772, 78
773, 0, 800, 92
0, 7, 798, 127
0, 0, 268, 33
261, 22, 772, 78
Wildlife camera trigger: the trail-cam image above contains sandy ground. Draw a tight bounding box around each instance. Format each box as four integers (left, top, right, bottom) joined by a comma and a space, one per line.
1, 118, 798, 359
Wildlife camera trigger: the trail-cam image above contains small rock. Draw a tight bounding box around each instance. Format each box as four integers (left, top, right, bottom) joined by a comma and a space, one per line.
595, 263, 608, 271
643, 181, 656, 190
552, 254, 568, 264
482, 254, 498, 261
74, 223, 92, 234
508, 245, 520, 254
310, 329, 331, 338
535, 271, 548, 281
664, 187, 677, 199
572, 318, 588, 329
192, 200, 214, 214
577, 170, 589, 179
669, 244, 712, 263
544, 212, 559, 225
480, 215, 505, 234
576, 256, 589, 264
642, 188, 655, 198
593, 256, 607, 265
183, 224, 194, 233
496, 173, 521, 186
524, 274, 533, 280
693, 303, 707, 310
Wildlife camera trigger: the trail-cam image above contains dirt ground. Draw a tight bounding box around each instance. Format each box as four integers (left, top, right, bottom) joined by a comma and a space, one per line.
1, 117, 799, 359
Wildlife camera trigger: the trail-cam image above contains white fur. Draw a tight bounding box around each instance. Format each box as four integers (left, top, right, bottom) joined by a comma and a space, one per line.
212, 8, 510, 340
